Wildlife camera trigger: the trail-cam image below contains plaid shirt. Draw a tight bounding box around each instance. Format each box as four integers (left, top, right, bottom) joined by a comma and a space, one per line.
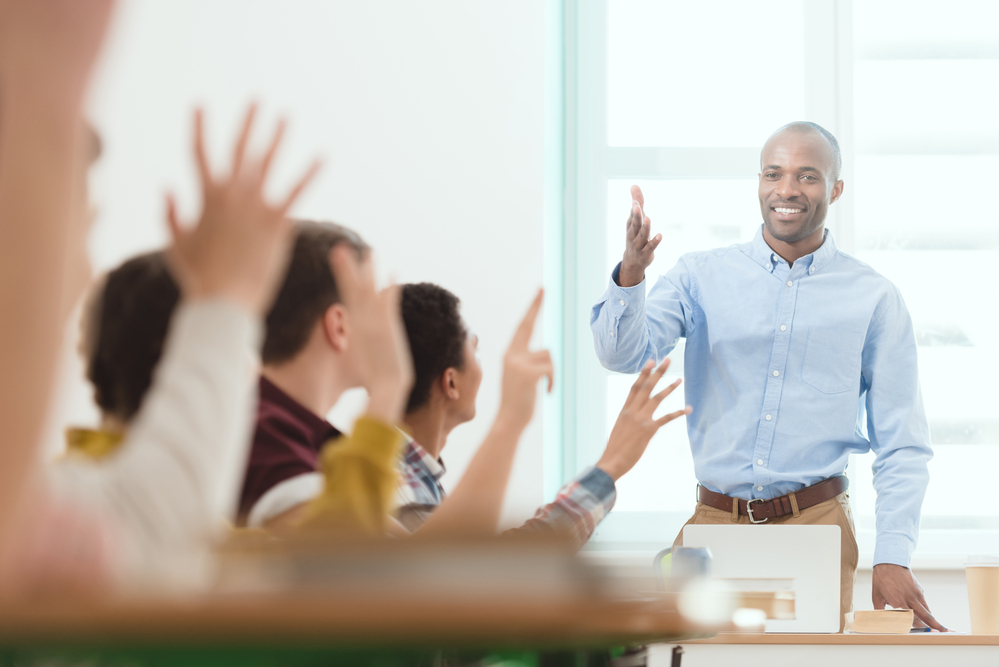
393, 435, 616, 549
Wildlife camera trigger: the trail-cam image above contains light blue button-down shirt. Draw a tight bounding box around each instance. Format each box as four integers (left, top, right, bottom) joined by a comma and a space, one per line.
591, 227, 932, 567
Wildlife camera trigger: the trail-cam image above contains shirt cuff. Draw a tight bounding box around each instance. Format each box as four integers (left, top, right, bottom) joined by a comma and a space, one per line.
603, 262, 647, 317
575, 466, 616, 507
873, 533, 915, 568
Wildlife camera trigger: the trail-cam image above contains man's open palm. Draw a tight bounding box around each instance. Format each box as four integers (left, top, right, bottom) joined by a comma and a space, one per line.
620, 185, 661, 288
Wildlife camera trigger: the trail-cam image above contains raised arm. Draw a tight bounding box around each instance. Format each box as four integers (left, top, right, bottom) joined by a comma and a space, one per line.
590, 185, 691, 373
51, 105, 321, 586
417, 290, 553, 536
509, 359, 691, 548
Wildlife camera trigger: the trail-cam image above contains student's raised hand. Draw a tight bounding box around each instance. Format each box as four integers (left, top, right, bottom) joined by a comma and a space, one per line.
596, 358, 690, 481
328, 245, 414, 425
0, 0, 116, 105
496, 290, 554, 431
166, 105, 320, 316
619, 185, 661, 288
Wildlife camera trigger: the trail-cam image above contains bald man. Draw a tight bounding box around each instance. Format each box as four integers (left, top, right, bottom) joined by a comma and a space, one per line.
590, 122, 940, 631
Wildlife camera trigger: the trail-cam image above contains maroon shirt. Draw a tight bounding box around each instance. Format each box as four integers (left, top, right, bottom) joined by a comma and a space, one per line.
237, 377, 340, 524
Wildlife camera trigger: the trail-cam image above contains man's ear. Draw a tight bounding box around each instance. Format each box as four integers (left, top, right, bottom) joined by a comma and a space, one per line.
322, 303, 349, 353
441, 368, 460, 401
829, 179, 845, 205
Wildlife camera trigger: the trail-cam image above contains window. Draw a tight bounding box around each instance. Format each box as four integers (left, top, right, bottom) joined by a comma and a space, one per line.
565, 0, 999, 564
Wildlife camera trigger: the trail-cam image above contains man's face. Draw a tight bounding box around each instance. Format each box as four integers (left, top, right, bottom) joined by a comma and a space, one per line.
758, 130, 843, 245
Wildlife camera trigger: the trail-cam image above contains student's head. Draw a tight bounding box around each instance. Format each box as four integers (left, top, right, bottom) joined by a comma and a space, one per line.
400, 283, 481, 426
758, 121, 844, 245
83, 220, 368, 428
262, 220, 369, 378
83, 251, 180, 426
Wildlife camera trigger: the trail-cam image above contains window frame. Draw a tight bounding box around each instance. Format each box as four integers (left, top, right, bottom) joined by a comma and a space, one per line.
557, 0, 995, 568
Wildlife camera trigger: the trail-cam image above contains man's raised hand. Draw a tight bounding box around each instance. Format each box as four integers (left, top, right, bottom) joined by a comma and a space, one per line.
497, 290, 554, 431
619, 185, 661, 288
166, 105, 320, 316
328, 245, 414, 425
596, 358, 690, 481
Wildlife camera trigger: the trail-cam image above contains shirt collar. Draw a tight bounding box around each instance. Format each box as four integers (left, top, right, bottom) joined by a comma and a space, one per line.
258, 376, 340, 451
747, 224, 838, 275
399, 431, 447, 481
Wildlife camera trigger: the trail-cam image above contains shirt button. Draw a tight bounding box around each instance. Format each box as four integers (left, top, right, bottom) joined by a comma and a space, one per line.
758, 459, 764, 465
786, 280, 793, 287
780, 325, 787, 331
810, 267, 815, 273
765, 414, 772, 421
757, 486, 764, 491
772, 254, 778, 262
619, 299, 625, 306
609, 331, 615, 337
772, 370, 779, 377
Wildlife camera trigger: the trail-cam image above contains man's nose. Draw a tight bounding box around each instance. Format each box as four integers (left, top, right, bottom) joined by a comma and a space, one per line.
775, 174, 801, 199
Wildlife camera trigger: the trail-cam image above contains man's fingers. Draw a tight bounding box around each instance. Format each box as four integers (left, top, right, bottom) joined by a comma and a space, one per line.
912, 602, 947, 632
655, 405, 692, 427
278, 158, 322, 215
647, 233, 663, 254
193, 109, 213, 188
257, 118, 287, 186
511, 289, 544, 350
230, 103, 258, 179
630, 184, 644, 208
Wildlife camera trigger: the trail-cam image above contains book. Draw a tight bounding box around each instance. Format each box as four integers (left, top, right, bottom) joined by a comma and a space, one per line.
849, 609, 914, 634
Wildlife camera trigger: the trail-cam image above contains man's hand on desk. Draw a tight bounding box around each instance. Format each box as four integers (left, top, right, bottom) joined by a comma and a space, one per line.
872, 563, 948, 631
619, 185, 661, 288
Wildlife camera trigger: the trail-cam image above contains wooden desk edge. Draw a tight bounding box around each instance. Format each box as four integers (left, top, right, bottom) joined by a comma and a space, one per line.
680, 632, 999, 646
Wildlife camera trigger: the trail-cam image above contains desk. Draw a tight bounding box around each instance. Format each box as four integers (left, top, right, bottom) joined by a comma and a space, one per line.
661, 633, 999, 667
0, 591, 727, 666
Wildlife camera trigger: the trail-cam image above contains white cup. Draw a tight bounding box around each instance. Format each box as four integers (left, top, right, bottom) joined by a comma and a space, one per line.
966, 555, 999, 634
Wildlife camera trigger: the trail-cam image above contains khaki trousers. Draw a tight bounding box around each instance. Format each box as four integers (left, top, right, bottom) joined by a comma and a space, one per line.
672, 492, 859, 632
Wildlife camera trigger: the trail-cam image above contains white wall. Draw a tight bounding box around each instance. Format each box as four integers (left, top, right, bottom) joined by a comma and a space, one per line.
62, 0, 548, 525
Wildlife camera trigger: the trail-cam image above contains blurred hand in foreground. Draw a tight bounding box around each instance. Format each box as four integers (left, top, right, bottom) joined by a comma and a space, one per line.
167, 105, 321, 316
328, 246, 414, 425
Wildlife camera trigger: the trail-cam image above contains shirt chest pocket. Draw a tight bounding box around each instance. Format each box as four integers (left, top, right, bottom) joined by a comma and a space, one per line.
801, 327, 865, 394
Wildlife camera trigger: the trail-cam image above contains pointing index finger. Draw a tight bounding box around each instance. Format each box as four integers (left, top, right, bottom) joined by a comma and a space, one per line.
511, 289, 544, 350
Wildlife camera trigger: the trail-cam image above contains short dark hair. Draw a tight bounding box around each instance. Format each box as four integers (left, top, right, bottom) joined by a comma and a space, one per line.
400, 283, 468, 413
84, 220, 368, 422
768, 121, 842, 181
262, 220, 369, 364
85, 251, 180, 422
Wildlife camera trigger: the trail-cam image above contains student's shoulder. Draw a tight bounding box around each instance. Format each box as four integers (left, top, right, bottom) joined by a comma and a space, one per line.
674, 240, 755, 272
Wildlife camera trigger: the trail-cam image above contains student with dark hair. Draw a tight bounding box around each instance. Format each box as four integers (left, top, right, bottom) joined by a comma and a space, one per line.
67, 251, 180, 458
395, 282, 691, 546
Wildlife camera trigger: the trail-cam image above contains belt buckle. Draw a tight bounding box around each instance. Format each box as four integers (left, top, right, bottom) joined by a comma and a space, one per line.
747, 498, 768, 524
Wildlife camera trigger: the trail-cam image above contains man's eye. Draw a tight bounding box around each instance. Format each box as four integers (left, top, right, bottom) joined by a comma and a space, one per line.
802, 175, 817, 181
765, 173, 778, 179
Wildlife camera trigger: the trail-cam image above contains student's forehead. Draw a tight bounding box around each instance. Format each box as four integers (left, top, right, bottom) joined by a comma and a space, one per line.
763, 132, 833, 171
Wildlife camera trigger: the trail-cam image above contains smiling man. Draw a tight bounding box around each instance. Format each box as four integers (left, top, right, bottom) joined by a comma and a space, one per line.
590, 122, 940, 631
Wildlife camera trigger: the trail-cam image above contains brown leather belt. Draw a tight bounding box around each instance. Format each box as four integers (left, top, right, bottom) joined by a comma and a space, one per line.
697, 476, 848, 523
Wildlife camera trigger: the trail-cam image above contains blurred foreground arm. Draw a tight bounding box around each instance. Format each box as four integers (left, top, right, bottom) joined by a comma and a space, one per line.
51, 107, 320, 589
0, 0, 115, 560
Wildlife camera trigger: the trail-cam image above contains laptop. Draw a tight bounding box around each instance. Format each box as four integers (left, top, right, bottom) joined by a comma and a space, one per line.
682, 524, 841, 632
